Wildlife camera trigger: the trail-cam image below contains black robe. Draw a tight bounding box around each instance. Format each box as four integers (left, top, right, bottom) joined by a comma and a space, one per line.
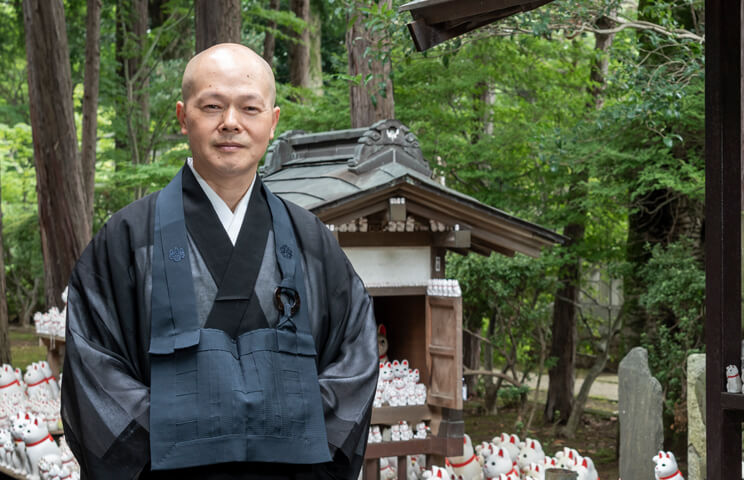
61, 168, 378, 479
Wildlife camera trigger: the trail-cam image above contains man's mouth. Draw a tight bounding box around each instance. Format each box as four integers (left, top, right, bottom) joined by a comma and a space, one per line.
215, 142, 244, 151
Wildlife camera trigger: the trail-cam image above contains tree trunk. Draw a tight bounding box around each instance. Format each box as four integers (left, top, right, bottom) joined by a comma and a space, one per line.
262, 0, 280, 67
561, 335, 611, 438
289, 0, 310, 89
544, 225, 581, 424
462, 331, 480, 399
544, 14, 616, 427
23, 0, 90, 308
195, 0, 241, 53
308, 9, 323, 95
128, 0, 148, 168
81, 0, 101, 219
0, 182, 10, 365
346, 0, 394, 128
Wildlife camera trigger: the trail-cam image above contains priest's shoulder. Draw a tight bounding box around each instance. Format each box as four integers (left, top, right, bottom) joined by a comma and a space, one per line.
91, 191, 159, 250
282, 199, 344, 261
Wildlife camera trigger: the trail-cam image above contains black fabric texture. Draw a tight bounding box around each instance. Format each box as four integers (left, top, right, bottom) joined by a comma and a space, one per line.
61, 166, 378, 480
182, 167, 272, 336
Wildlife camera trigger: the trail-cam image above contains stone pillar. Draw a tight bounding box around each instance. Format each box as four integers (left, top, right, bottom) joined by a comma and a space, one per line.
618, 347, 663, 480
687, 353, 706, 480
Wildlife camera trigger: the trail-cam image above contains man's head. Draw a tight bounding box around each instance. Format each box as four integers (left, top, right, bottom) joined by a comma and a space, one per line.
177, 43, 280, 184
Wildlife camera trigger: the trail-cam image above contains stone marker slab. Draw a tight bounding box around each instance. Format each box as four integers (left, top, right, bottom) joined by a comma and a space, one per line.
619, 347, 663, 480
546, 468, 578, 480
687, 353, 706, 480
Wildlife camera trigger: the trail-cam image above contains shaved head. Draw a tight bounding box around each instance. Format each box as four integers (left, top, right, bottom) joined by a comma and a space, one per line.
181, 43, 277, 106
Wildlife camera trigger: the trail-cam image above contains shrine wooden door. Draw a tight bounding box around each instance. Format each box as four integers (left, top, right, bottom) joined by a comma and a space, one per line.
425, 295, 462, 410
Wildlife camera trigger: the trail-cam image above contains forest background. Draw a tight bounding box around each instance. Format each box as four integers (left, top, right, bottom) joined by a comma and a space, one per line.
0, 0, 704, 449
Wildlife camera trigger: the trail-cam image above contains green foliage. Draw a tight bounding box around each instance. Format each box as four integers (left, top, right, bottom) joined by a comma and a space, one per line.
639, 239, 704, 421
448, 252, 557, 382
274, 76, 352, 134
0, 122, 44, 323
498, 385, 530, 408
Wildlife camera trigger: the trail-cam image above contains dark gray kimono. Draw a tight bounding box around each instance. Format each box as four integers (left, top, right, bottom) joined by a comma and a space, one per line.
61, 168, 378, 479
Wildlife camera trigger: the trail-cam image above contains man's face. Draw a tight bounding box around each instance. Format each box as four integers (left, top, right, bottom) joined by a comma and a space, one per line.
177, 50, 280, 182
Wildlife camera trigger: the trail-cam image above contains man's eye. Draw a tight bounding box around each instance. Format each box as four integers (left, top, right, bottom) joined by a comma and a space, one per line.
204, 104, 221, 110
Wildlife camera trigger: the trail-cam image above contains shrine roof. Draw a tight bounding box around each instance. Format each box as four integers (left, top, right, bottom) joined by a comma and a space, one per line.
262, 119, 565, 257
399, 0, 555, 51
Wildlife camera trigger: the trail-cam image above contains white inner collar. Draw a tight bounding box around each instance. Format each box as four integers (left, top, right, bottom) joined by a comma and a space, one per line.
187, 158, 255, 246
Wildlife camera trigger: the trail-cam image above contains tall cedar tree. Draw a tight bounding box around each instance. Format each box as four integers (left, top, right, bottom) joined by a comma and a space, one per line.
0, 180, 9, 365
195, 0, 241, 53
553, 14, 618, 435
81, 0, 102, 218
23, 0, 91, 308
544, 13, 618, 427
263, 0, 280, 67
346, 0, 394, 127
289, 0, 311, 89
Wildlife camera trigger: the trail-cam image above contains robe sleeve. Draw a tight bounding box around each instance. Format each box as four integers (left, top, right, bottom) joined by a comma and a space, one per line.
61, 212, 152, 479
302, 214, 379, 479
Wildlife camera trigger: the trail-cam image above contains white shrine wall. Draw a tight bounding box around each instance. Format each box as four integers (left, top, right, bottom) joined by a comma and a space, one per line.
342, 246, 431, 288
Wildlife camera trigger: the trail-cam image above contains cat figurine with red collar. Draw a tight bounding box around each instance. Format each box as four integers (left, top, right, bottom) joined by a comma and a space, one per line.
482, 445, 518, 480
575, 455, 600, 480
19, 415, 61, 480
554, 450, 579, 470
25, 363, 52, 399
10, 412, 32, 476
378, 324, 389, 363
380, 362, 393, 384
0, 428, 13, 469
726, 365, 742, 393
653, 451, 684, 480
380, 457, 397, 480
445, 434, 482, 480
422, 465, 452, 480
517, 438, 545, 473
524, 462, 546, 480
37, 362, 59, 399
0, 364, 24, 402
492, 433, 519, 465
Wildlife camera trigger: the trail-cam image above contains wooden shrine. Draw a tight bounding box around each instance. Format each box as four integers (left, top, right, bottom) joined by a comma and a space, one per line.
262, 119, 563, 479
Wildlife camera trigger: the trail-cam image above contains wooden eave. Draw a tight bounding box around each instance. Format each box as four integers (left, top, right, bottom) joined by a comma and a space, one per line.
399, 0, 555, 51
309, 175, 564, 258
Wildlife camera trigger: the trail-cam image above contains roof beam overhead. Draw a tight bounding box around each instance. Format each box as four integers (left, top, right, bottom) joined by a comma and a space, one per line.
432, 230, 471, 249
405, 202, 542, 257
399, 0, 555, 51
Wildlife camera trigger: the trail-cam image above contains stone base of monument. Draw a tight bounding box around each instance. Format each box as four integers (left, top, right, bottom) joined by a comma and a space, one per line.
545, 468, 578, 480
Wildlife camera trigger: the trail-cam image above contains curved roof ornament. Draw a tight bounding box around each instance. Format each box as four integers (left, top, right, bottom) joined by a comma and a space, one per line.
348, 119, 431, 176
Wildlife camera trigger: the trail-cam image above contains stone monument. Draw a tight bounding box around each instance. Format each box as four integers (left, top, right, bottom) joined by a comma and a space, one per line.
619, 347, 664, 480
686, 353, 706, 480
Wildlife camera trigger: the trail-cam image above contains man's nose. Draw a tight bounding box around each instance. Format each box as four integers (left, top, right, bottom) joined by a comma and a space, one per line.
220, 106, 240, 132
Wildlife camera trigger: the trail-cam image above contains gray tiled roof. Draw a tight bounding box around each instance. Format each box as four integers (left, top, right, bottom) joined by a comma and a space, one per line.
262, 119, 565, 252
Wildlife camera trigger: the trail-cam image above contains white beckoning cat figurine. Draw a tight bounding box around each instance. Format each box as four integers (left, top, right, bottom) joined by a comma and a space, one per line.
445, 434, 481, 480
517, 438, 545, 473
20, 415, 61, 479
653, 451, 684, 480
726, 364, 742, 393
483, 445, 518, 480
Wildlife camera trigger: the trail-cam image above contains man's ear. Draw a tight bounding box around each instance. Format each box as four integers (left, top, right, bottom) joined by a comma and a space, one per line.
176, 101, 188, 134
269, 106, 281, 139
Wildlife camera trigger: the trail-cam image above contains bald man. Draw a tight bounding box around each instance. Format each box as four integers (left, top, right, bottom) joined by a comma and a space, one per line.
61, 44, 378, 479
